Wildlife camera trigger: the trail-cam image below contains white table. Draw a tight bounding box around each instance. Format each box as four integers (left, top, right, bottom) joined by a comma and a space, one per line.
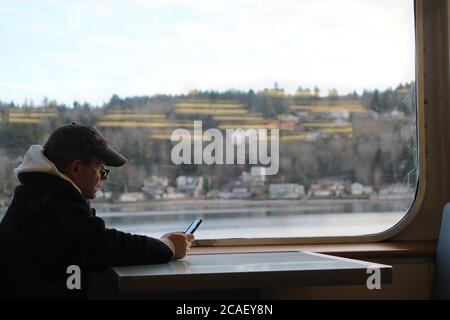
90, 251, 392, 298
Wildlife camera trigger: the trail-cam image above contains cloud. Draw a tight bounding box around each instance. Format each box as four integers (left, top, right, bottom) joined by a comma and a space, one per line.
0, 0, 415, 105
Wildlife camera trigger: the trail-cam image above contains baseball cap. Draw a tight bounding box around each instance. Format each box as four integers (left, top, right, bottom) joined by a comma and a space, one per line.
43, 123, 128, 167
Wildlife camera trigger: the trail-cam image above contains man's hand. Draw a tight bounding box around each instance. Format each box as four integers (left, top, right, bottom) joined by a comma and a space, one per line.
165, 232, 195, 260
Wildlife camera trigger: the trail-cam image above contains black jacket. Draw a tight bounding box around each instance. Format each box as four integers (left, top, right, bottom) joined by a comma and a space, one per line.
0, 172, 173, 299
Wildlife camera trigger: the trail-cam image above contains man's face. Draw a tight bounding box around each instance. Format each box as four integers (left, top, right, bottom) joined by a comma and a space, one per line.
75, 158, 107, 199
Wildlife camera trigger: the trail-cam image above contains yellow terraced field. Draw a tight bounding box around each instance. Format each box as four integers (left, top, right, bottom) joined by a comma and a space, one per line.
97, 121, 194, 128
175, 108, 248, 115
213, 115, 264, 121
302, 122, 351, 128
99, 114, 165, 120
320, 127, 353, 134
289, 101, 365, 112
8, 118, 42, 124
217, 123, 278, 129
175, 103, 244, 109
9, 112, 58, 118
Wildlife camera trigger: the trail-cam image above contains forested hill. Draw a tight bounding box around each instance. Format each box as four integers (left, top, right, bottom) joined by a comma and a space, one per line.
0, 83, 416, 198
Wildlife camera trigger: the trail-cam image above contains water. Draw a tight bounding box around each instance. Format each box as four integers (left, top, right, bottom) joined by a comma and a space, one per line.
92, 199, 412, 239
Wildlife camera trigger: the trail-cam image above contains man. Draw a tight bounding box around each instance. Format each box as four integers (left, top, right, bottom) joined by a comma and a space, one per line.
0, 123, 194, 298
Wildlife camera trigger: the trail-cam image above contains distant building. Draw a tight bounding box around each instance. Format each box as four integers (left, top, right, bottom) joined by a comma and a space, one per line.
238, 167, 267, 187
205, 190, 220, 199
95, 190, 112, 200
379, 184, 411, 195
231, 185, 252, 199
351, 183, 364, 195
162, 193, 187, 200
218, 192, 233, 200
176, 176, 204, 197
377, 184, 414, 200
219, 180, 253, 199
309, 181, 345, 197
117, 192, 146, 203
269, 184, 305, 199
351, 183, 373, 196
329, 182, 346, 196
309, 184, 332, 197
142, 175, 169, 199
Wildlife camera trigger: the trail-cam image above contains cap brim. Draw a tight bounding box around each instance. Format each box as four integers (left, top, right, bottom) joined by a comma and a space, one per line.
96, 147, 128, 167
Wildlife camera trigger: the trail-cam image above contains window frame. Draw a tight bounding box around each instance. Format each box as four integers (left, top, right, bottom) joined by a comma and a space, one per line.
195, 0, 428, 247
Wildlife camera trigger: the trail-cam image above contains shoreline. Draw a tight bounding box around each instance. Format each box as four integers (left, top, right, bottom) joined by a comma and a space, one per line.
1, 195, 415, 212
1, 196, 414, 220
91, 196, 414, 209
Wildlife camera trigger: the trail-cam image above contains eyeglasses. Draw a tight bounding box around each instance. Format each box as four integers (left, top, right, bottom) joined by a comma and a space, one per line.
99, 166, 110, 180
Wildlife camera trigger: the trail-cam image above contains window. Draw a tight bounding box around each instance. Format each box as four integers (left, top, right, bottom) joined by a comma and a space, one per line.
0, 0, 417, 240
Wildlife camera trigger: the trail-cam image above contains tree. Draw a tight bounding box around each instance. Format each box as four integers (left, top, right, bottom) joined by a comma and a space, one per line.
370, 90, 381, 112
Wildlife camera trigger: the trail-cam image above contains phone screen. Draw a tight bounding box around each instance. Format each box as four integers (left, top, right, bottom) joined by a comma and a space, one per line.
185, 218, 203, 234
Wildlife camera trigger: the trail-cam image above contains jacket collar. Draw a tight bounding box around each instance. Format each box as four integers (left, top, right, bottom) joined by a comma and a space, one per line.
13, 145, 82, 194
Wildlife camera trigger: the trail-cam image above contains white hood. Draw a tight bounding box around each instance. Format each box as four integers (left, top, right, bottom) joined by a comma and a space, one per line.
13, 145, 81, 193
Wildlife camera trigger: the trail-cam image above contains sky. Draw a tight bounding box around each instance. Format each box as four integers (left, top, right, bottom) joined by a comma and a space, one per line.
0, 0, 416, 106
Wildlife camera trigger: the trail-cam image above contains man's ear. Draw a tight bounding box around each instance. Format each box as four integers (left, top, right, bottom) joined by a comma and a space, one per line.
62, 159, 83, 180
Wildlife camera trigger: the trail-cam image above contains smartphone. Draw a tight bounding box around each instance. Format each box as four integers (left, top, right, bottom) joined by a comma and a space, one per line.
185, 218, 203, 234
